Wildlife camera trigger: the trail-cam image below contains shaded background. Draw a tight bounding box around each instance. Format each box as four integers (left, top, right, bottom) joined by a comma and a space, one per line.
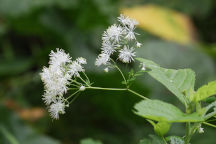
0, 0, 215, 144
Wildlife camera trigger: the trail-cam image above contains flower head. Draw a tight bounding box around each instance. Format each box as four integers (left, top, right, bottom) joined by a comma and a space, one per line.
95, 53, 110, 66
102, 24, 123, 43
95, 14, 139, 68
69, 61, 85, 77
141, 63, 146, 71
136, 42, 142, 48
199, 127, 204, 133
125, 29, 136, 40
49, 48, 72, 68
118, 14, 138, 29
118, 46, 136, 63
41, 48, 88, 119
76, 57, 87, 64
101, 41, 118, 55
42, 90, 57, 105
48, 99, 66, 119
40, 66, 71, 96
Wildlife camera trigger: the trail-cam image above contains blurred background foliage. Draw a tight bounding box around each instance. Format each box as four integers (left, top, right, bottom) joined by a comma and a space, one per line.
0, 0, 215, 144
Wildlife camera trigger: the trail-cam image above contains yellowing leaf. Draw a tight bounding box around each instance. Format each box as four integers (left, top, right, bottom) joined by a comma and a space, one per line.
121, 5, 195, 44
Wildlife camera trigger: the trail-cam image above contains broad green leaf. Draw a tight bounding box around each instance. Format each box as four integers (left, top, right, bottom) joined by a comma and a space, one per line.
137, 58, 196, 105
134, 100, 203, 122
192, 81, 216, 102
80, 138, 103, 144
166, 136, 184, 144
138, 135, 164, 144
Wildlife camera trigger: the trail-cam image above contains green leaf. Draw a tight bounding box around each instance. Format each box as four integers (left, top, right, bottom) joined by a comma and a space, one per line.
0, 59, 33, 76
80, 138, 103, 144
147, 120, 171, 136
134, 100, 203, 122
154, 121, 171, 136
137, 58, 196, 105
192, 81, 216, 102
138, 139, 151, 144
0, 125, 20, 144
138, 135, 164, 144
166, 136, 184, 144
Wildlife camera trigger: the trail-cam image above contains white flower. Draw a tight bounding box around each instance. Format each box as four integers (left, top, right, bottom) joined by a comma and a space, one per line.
118, 46, 136, 63
136, 42, 142, 48
125, 28, 136, 40
118, 14, 138, 29
95, 53, 110, 66
141, 63, 146, 71
42, 91, 56, 105
104, 67, 109, 72
76, 57, 87, 64
102, 24, 123, 43
48, 99, 66, 119
79, 85, 86, 91
199, 126, 204, 133
40, 66, 71, 96
101, 41, 118, 55
118, 14, 129, 25
49, 48, 72, 68
69, 61, 85, 77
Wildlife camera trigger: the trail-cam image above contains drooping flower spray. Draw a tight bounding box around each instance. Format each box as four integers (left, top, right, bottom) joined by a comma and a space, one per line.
40, 49, 88, 119
40, 14, 147, 119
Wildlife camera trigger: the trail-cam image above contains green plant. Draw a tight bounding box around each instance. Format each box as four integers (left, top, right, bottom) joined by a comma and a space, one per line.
40, 14, 216, 144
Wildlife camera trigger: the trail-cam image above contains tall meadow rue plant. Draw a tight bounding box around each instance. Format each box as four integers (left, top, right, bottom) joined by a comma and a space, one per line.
41, 15, 216, 143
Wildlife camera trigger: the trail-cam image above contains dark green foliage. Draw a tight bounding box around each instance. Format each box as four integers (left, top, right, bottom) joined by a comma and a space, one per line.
0, 0, 215, 144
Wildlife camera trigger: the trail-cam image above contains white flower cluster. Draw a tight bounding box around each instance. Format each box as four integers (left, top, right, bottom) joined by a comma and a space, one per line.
95, 14, 142, 67
40, 48, 87, 119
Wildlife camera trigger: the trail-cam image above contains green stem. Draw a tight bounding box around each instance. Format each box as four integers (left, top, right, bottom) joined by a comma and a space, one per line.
78, 76, 90, 86
69, 92, 81, 104
70, 83, 79, 87
203, 122, 216, 128
86, 86, 127, 91
82, 72, 90, 83
185, 122, 191, 144
110, 59, 127, 86
68, 88, 79, 90
66, 90, 79, 100
127, 89, 149, 100
86, 86, 149, 100
72, 80, 82, 86
115, 65, 127, 85
162, 136, 167, 144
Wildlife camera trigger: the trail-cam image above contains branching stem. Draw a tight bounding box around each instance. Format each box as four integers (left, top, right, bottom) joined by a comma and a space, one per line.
86, 86, 149, 100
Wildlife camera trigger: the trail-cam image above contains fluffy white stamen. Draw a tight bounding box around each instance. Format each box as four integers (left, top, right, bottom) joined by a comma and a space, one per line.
118, 46, 136, 63
102, 24, 123, 43
49, 48, 72, 68
48, 99, 66, 119
76, 57, 87, 64
69, 61, 85, 77
136, 42, 142, 48
95, 53, 110, 66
